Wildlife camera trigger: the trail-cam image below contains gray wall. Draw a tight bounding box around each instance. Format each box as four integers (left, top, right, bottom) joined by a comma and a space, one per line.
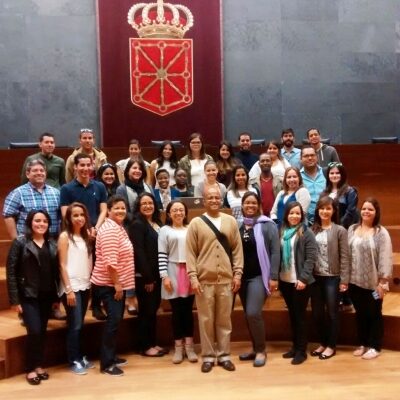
1, 0, 399, 147
0, 0, 99, 147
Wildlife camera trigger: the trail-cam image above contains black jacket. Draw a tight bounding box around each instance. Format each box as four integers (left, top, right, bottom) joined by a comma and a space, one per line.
6, 237, 59, 305
128, 216, 160, 284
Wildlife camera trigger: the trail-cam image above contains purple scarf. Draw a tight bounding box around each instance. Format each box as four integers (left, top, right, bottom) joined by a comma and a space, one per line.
243, 216, 272, 295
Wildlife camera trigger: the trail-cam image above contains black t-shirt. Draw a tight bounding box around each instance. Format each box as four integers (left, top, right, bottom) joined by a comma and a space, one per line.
240, 226, 262, 279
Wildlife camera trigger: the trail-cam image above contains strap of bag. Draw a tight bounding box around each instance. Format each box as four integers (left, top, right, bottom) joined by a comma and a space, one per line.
199, 215, 232, 262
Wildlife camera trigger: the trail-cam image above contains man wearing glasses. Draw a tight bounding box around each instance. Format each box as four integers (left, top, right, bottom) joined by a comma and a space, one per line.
300, 146, 326, 224
65, 129, 108, 182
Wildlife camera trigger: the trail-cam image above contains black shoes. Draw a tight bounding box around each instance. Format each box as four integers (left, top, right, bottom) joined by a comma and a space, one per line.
282, 349, 296, 359
291, 352, 307, 365
217, 360, 236, 371
310, 349, 323, 357
26, 375, 41, 385
101, 365, 124, 376
319, 350, 336, 360
37, 371, 49, 380
201, 361, 214, 373
239, 352, 256, 361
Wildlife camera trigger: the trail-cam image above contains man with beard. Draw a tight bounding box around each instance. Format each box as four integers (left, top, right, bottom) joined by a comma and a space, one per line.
250, 153, 282, 217
306, 128, 340, 170
300, 146, 326, 224
234, 132, 259, 171
281, 128, 301, 169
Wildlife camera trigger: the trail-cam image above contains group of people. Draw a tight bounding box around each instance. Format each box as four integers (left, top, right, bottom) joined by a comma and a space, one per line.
3, 127, 393, 384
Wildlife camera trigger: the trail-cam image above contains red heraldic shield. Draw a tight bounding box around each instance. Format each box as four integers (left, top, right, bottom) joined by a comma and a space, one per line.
129, 38, 193, 116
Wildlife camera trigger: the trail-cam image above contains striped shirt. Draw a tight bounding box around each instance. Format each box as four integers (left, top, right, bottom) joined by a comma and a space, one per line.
2, 182, 60, 235
91, 218, 135, 290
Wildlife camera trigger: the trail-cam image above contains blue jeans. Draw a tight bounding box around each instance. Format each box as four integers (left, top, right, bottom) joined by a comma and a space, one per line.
62, 289, 90, 364
92, 285, 125, 370
239, 275, 267, 353
310, 276, 340, 348
20, 293, 53, 372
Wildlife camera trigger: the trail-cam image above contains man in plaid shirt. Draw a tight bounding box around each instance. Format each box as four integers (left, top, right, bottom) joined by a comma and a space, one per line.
3, 159, 60, 239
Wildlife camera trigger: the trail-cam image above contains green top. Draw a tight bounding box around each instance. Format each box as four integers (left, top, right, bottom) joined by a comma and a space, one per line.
21, 152, 66, 189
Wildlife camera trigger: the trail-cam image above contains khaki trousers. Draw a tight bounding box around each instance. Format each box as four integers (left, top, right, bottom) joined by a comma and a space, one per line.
195, 283, 233, 362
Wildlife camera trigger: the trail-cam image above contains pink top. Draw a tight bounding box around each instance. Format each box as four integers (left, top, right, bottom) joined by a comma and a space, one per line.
91, 218, 135, 290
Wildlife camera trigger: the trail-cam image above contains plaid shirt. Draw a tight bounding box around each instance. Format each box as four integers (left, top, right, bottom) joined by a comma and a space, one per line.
2, 182, 61, 235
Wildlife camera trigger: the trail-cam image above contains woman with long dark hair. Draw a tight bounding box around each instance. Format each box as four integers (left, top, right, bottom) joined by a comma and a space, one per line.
216, 141, 240, 187
58, 202, 93, 374
149, 140, 179, 187
116, 159, 152, 222
310, 196, 349, 360
271, 167, 311, 227
348, 197, 392, 360
158, 200, 198, 364
96, 163, 120, 198
274, 201, 318, 365
6, 210, 58, 385
321, 162, 359, 228
128, 192, 166, 357
238, 192, 280, 367
225, 165, 258, 224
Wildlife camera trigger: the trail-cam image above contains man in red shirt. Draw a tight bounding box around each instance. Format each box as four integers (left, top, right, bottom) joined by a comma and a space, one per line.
250, 153, 282, 216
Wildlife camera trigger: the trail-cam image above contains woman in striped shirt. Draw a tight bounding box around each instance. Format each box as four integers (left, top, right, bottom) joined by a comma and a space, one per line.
90, 195, 135, 377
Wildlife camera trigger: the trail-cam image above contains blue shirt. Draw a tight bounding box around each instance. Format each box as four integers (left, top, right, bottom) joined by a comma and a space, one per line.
300, 167, 326, 223
281, 147, 301, 169
2, 182, 60, 235
60, 179, 107, 227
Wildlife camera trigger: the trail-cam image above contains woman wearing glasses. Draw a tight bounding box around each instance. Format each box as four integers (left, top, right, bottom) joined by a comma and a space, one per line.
238, 192, 280, 367
178, 133, 213, 187
321, 162, 359, 229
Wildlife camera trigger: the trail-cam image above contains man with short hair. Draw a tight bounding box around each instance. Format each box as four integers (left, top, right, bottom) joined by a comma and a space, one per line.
281, 128, 301, 169
21, 132, 66, 189
186, 187, 243, 373
3, 159, 60, 239
250, 153, 282, 217
235, 132, 259, 171
65, 129, 107, 182
306, 128, 340, 169
300, 146, 326, 224
61, 153, 107, 234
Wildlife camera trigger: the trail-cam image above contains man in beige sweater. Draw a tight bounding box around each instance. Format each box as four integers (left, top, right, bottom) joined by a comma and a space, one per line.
186, 187, 244, 373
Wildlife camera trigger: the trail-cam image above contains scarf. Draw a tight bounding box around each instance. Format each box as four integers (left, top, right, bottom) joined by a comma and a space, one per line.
125, 178, 145, 195
243, 216, 272, 294
281, 225, 300, 272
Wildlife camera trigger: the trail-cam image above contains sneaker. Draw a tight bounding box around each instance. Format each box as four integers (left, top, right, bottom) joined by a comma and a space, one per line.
114, 357, 128, 367
70, 361, 88, 375
353, 346, 367, 357
362, 348, 380, 360
101, 365, 124, 377
81, 356, 95, 369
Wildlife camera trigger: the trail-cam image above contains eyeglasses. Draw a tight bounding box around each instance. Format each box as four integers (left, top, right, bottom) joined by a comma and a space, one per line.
328, 162, 343, 168
80, 128, 93, 133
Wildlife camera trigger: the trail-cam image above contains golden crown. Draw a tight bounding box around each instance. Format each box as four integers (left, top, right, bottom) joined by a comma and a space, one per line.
127, 0, 194, 39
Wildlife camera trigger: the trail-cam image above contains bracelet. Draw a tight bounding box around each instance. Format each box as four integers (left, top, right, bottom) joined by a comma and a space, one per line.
65, 289, 73, 295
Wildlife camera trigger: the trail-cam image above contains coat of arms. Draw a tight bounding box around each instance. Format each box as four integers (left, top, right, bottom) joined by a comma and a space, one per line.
127, 0, 194, 116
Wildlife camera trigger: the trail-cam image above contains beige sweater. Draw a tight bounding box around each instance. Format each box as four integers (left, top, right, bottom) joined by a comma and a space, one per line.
186, 213, 243, 285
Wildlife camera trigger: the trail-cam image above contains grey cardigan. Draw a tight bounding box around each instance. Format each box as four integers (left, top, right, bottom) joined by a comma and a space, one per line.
279, 226, 318, 285
313, 223, 350, 284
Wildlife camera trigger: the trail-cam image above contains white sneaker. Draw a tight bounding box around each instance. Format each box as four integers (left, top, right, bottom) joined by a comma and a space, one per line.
70, 361, 88, 375
353, 346, 366, 356
362, 348, 380, 360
